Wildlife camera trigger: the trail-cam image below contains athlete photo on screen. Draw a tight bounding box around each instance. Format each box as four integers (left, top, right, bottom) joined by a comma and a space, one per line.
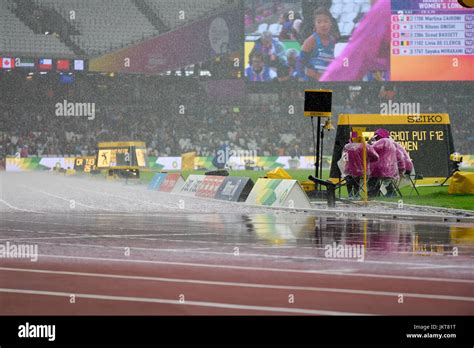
300, 7, 337, 81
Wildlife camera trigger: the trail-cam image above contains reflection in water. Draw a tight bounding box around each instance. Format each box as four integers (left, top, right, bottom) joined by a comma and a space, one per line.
10, 211, 473, 260
240, 214, 474, 257
243, 214, 314, 245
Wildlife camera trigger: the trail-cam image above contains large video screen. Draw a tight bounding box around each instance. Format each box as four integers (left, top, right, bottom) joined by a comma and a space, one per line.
244, 0, 473, 82
391, 0, 474, 81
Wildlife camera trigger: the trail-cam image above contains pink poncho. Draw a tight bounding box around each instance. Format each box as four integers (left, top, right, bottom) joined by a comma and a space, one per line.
394, 141, 414, 174
370, 138, 400, 179
339, 142, 379, 178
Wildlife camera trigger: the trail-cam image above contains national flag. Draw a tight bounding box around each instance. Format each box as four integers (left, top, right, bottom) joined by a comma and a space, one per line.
56, 59, 70, 71
39, 58, 52, 70
401, 41, 410, 46
1, 57, 14, 69
400, 32, 408, 37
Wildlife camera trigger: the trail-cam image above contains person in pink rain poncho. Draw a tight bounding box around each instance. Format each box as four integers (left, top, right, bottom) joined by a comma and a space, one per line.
338, 139, 379, 198
394, 141, 414, 176
368, 128, 414, 197
339, 128, 415, 198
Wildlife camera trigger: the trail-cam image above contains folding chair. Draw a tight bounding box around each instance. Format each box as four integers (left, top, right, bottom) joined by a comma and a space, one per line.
368, 177, 400, 198
394, 173, 421, 197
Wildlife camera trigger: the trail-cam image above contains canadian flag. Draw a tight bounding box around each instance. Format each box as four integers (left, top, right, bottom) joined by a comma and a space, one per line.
1, 58, 14, 69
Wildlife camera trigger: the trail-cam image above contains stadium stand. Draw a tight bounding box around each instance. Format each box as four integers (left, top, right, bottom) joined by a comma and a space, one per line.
15, 0, 237, 57
1, 73, 472, 159
143, 0, 231, 29
329, 0, 370, 36
0, 0, 75, 57
34, 0, 160, 56
245, 0, 370, 37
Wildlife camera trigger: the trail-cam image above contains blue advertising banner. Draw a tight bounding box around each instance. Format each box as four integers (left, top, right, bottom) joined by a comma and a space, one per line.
148, 173, 167, 190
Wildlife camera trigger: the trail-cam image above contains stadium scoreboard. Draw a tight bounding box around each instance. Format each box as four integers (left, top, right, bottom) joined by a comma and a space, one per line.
74, 157, 96, 173
96, 142, 147, 169
304, 90, 333, 117
330, 114, 455, 183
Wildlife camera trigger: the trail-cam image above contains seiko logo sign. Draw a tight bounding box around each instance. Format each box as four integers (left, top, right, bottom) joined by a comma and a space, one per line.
407, 115, 443, 123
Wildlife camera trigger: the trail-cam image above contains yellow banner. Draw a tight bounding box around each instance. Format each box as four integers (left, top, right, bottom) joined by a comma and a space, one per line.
338, 114, 450, 125
98, 141, 146, 148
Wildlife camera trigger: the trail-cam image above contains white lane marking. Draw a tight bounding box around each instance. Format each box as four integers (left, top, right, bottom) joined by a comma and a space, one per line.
0, 225, 319, 248
66, 185, 179, 210
105, 233, 217, 237
1, 219, 219, 233
408, 265, 469, 270
252, 246, 297, 249
0, 199, 46, 214
1, 228, 76, 236
0, 235, 100, 242
16, 183, 114, 212
36, 190, 114, 211
4, 174, 188, 213
22, 240, 474, 270
29, 253, 474, 284
0, 288, 368, 315
0, 233, 219, 242
1, 267, 472, 302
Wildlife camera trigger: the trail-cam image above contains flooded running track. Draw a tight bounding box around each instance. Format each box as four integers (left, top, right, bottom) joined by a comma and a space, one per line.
1, 172, 473, 315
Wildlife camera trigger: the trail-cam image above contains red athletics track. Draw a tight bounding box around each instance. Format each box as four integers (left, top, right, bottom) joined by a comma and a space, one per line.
0, 220, 473, 316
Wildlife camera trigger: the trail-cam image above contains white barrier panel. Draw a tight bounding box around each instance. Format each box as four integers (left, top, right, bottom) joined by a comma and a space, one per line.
245, 179, 311, 209
178, 174, 206, 197
155, 157, 181, 170
40, 157, 75, 170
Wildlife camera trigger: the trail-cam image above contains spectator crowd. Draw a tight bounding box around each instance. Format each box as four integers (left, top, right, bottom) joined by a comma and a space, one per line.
0, 73, 472, 161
